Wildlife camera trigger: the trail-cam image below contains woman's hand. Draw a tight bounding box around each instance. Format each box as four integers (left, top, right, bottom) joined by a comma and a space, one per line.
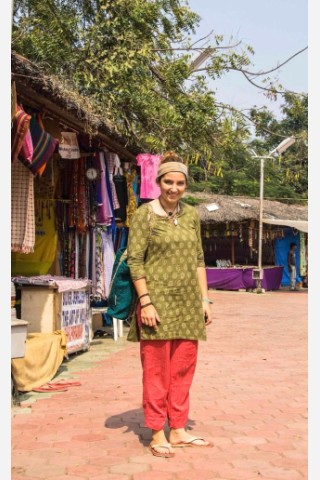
141, 304, 161, 331
203, 303, 213, 327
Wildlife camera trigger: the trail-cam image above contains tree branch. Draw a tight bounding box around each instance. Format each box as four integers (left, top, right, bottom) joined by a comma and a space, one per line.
192, 46, 307, 77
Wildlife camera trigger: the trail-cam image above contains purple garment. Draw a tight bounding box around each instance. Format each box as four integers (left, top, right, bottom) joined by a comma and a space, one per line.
94, 152, 113, 224
136, 153, 161, 199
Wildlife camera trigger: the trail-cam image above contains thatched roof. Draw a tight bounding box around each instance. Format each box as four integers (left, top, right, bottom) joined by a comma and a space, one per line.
184, 192, 308, 225
11, 51, 139, 161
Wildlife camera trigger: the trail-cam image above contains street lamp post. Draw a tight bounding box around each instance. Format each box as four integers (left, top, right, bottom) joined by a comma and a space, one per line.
250, 137, 296, 293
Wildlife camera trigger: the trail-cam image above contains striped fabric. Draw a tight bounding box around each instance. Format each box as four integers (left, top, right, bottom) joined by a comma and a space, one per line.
22, 116, 58, 176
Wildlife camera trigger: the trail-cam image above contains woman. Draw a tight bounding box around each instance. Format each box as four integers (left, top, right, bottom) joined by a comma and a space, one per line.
127, 151, 213, 458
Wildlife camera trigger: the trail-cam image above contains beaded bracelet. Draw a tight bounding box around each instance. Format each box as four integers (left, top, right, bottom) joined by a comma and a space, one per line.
140, 302, 153, 309
138, 293, 150, 301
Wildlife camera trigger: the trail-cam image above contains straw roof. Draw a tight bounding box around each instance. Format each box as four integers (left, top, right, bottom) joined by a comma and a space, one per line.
11, 51, 139, 160
184, 192, 308, 225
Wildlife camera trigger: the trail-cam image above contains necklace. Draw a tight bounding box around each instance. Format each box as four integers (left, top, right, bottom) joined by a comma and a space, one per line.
158, 197, 179, 226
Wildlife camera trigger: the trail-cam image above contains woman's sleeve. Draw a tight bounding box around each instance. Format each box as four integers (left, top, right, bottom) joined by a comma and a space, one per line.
127, 204, 150, 281
195, 209, 205, 267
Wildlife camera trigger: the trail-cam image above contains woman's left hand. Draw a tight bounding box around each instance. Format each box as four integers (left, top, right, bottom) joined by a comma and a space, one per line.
203, 304, 213, 326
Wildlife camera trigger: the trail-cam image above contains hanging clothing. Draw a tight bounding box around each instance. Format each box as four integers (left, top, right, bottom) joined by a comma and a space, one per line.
94, 152, 113, 224
94, 230, 104, 300
113, 174, 128, 222
11, 161, 35, 254
11, 199, 58, 276
11, 105, 31, 163
26, 115, 58, 176
124, 169, 138, 228
103, 150, 120, 210
100, 229, 115, 297
69, 157, 90, 234
136, 153, 161, 199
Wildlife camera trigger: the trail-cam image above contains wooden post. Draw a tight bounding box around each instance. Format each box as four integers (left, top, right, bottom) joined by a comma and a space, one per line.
231, 235, 235, 265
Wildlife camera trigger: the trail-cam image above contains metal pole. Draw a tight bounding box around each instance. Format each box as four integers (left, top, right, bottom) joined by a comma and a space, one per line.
257, 157, 264, 290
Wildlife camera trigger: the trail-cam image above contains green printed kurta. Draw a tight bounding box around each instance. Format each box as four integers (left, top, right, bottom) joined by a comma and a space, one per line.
127, 202, 207, 342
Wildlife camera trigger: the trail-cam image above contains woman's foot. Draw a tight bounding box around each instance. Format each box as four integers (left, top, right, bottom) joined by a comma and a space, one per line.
169, 428, 213, 447
149, 429, 175, 458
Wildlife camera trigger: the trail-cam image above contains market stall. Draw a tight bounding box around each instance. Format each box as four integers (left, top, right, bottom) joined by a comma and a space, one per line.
11, 52, 166, 352
12, 275, 92, 354
186, 192, 308, 290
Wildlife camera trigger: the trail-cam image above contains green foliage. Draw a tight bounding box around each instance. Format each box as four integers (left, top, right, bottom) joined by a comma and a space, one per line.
12, 0, 251, 164
249, 93, 308, 200
12, 1, 307, 202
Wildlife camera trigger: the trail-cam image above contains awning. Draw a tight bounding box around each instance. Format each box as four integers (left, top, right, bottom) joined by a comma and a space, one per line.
262, 218, 308, 233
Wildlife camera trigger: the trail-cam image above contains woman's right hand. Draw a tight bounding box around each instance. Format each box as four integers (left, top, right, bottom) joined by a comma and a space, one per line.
141, 304, 161, 331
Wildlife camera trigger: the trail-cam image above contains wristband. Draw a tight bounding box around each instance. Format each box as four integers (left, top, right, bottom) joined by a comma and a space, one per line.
138, 293, 150, 301
202, 298, 213, 304
140, 302, 153, 309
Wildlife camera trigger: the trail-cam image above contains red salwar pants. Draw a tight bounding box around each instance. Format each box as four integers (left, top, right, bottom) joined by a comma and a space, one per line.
140, 339, 198, 431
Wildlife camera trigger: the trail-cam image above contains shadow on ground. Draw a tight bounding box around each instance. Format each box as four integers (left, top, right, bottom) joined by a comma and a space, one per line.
105, 408, 197, 446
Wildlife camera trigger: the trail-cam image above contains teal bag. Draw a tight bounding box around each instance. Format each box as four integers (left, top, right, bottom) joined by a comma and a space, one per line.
106, 247, 136, 320
107, 205, 154, 320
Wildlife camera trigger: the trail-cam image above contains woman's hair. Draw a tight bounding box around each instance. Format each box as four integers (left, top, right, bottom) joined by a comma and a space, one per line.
160, 151, 184, 165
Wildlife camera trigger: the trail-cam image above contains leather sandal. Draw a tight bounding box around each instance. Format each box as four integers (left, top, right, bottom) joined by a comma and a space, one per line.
148, 443, 175, 458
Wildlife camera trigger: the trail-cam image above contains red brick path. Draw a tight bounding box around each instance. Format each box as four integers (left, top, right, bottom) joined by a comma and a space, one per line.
11, 289, 307, 480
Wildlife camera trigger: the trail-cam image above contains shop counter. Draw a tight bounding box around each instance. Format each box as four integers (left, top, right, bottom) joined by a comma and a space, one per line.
206, 266, 284, 291
12, 275, 92, 355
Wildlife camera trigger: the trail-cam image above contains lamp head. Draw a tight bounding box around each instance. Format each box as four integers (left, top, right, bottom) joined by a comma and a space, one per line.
269, 137, 295, 156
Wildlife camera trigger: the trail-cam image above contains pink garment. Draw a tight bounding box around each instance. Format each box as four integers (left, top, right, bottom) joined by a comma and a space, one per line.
136, 153, 161, 199
19, 128, 34, 164
96, 151, 113, 224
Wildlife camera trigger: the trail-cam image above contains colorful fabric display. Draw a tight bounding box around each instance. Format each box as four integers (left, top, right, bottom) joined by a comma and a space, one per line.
136, 153, 161, 199
104, 150, 120, 210
19, 127, 34, 164
11, 199, 58, 275
11, 105, 31, 163
124, 169, 138, 227
11, 161, 35, 254
27, 115, 59, 176
94, 152, 113, 224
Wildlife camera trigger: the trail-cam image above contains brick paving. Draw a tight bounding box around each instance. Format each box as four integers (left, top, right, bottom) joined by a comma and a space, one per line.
11, 289, 307, 480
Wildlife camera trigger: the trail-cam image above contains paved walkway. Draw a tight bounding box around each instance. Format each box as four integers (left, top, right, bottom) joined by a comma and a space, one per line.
11, 289, 307, 480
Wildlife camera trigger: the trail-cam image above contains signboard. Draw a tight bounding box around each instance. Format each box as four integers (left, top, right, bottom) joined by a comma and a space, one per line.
61, 289, 90, 353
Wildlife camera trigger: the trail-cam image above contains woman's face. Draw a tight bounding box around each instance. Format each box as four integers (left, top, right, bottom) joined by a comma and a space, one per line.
159, 171, 187, 205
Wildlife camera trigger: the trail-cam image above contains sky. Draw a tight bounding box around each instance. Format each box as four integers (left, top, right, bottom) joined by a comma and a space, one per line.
186, 0, 308, 118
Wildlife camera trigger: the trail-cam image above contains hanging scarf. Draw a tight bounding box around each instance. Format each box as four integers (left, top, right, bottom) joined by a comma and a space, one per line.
11, 161, 35, 253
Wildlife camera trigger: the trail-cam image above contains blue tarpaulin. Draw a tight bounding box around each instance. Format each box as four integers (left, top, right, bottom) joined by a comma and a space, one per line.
274, 228, 301, 286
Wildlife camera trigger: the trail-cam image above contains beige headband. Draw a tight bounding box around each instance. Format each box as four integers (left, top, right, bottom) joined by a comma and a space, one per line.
156, 161, 188, 180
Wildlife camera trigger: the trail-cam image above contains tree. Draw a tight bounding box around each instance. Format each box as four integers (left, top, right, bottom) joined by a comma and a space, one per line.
12, 1, 307, 199
249, 93, 308, 200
